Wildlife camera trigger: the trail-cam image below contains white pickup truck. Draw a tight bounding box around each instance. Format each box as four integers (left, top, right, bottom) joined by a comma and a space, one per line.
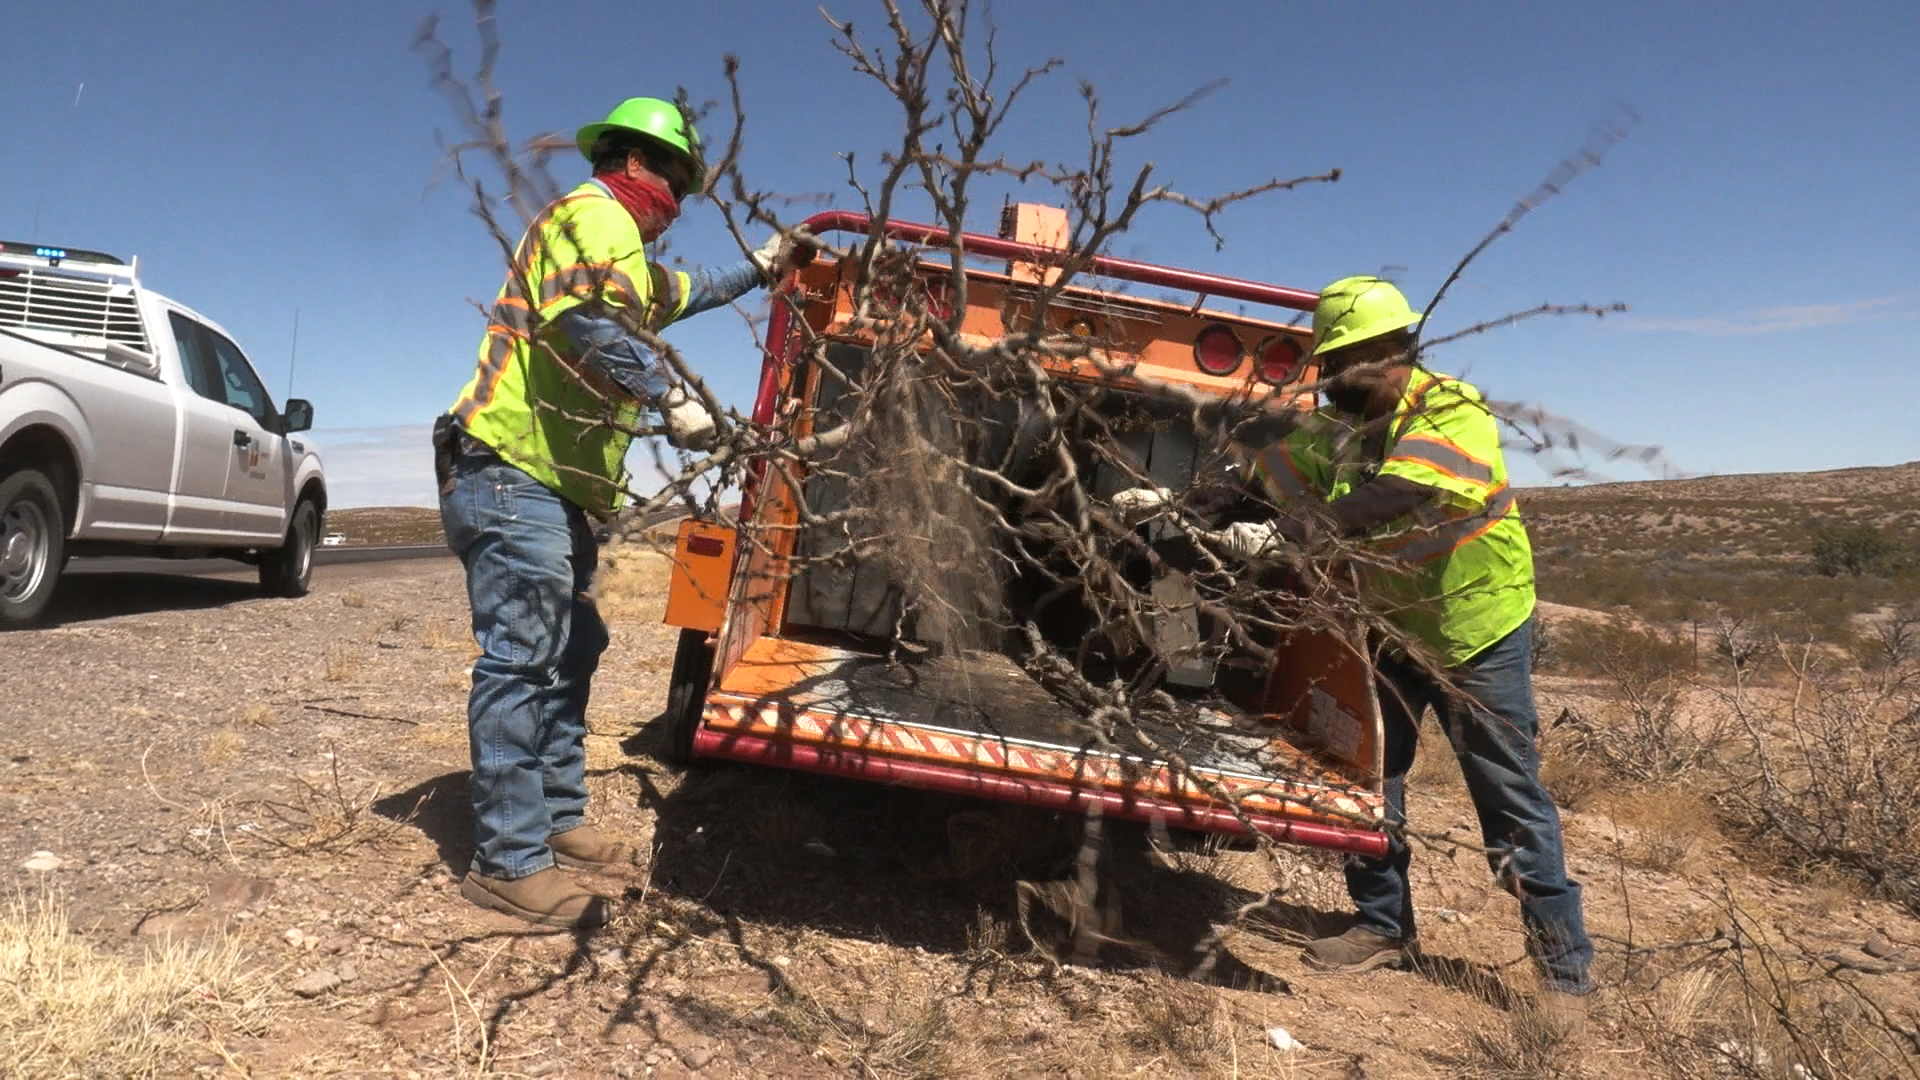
0, 241, 327, 627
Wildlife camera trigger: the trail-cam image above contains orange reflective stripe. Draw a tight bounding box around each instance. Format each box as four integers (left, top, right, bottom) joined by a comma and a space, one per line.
1253, 445, 1315, 504
1389, 485, 1516, 563
454, 332, 518, 422
533, 262, 645, 313
1389, 432, 1494, 485
491, 297, 536, 334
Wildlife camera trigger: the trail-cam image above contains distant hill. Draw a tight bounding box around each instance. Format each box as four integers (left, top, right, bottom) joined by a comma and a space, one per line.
326, 506, 446, 547
1519, 462, 1919, 637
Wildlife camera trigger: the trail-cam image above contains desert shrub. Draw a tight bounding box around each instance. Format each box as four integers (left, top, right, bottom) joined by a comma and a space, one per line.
1810, 523, 1898, 577
1610, 891, 1920, 1080
1551, 619, 1727, 783
1710, 636, 1920, 915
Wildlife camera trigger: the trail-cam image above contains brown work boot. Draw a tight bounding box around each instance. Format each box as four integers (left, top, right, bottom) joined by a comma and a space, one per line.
1302, 927, 1416, 973
1531, 988, 1591, 1043
460, 868, 610, 928
550, 824, 644, 872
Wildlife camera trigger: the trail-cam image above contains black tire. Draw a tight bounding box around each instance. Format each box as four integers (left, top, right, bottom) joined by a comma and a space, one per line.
661, 628, 716, 767
260, 499, 318, 598
0, 468, 66, 629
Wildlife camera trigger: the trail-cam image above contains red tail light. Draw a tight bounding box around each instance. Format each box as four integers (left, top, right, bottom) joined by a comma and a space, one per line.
1193, 324, 1244, 376
1256, 335, 1304, 384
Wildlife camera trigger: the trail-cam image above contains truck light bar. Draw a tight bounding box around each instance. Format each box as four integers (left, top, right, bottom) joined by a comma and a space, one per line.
0, 240, 126, 266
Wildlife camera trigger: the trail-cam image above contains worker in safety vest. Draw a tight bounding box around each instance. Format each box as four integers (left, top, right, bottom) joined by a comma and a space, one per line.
435, 97, 811, 928
1114, 275, 1594, 1037
1264, 277, 1593, 1035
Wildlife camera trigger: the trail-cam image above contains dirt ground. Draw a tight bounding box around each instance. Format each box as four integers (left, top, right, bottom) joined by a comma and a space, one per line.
6, 549, 1918, 1078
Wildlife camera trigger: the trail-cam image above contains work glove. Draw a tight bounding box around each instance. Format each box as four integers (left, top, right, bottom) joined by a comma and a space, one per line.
1214, 520, 1286, 560
750, 227, 821, 279
659, 387, 717, 452
1110, 486, 1174, 524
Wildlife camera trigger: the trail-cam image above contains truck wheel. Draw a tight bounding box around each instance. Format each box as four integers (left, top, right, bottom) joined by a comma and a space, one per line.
260, 499, 318, 598
660, 628, 716, 766
0, 468, 65, 629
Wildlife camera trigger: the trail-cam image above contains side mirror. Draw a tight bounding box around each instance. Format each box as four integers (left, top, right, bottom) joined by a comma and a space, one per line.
283, 399, 315, 433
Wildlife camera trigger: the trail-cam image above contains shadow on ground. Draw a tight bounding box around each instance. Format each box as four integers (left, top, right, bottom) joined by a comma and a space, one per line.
624, 712, 1292, 989
30, 570, 262, 628
372, 771, 472, 877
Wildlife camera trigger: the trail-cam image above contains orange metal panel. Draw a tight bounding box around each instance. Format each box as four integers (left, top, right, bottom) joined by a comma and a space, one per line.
663, 520, 737, 633
1261, 626, 1386, 786
699, 688, 1381, 829
706, 636, 1384, 830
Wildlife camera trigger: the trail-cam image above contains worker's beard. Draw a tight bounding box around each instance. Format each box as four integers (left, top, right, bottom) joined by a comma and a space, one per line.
1324, 377, 1372, 416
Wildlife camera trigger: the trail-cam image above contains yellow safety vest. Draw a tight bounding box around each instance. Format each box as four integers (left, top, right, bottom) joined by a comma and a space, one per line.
451, 182, 692, 517
1252, 370, 1535, 665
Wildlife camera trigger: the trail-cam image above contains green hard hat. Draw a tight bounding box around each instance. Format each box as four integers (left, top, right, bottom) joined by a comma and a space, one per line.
576, 97, 706, 192
1311, 275, 1423, 356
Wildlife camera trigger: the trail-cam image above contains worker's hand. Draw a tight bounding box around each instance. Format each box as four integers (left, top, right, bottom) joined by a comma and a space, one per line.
751, 226, 822, 279
1215, 520, 1286, 560
1110, 486, 1174, 525
659, 387, 717, 452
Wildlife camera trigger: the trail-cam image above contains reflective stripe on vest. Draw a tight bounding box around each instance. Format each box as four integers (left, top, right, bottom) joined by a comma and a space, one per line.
1385, 484, 1517, 564
1388, 432, 1494, 485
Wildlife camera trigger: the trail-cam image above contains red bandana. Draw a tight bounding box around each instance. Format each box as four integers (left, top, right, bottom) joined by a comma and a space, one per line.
594, 171, 679, 242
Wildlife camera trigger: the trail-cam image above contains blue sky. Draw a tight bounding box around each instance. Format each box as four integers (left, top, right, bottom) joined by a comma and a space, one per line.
6, 1, 1915, 507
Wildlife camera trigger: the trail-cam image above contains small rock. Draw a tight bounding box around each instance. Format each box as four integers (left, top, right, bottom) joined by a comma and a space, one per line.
336, 963, 358, 983
289, 969, 344, 998
22, 851, 63, 872
1863, 933, 1904, 959
773, 956, 791, 967
1267, 1026, 1302, 1053
802, 840, 836, 858
521, 1061, 560, 1078
206, 874, 275, 913
681, 1047, 715, 1070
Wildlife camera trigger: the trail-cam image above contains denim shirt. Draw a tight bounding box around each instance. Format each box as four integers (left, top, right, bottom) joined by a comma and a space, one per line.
553, 258, 762, 402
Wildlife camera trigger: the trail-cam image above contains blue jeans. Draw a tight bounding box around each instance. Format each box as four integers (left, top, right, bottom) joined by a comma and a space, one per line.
1348, 617, 1595, 993
440, 450, 609, 880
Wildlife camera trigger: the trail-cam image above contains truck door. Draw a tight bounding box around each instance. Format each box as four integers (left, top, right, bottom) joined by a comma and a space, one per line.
199, 326, 285, 542
165, 311, 237, 539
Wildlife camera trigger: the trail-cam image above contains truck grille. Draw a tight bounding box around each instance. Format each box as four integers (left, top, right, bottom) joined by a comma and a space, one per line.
0, 268, 149, 351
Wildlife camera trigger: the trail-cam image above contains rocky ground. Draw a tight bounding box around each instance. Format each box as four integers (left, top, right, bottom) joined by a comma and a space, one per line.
5, 547, 1917, 1077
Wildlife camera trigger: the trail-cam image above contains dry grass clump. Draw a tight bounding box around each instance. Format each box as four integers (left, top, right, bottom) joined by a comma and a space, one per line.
767, 958, 965, 1078
245, 752, 407, 857
1129, 980, 1232, 1063
0, 890, 269, 1078
1610, 789, 1718, 874
323, 649, 360, 683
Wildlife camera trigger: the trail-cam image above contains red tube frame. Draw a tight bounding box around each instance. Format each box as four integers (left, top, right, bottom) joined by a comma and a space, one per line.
796, 210, 1322, 313
693, 728, 1388, 858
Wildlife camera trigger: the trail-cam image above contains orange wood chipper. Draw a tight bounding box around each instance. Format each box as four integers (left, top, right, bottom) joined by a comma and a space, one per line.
657, 207, 1389, 858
